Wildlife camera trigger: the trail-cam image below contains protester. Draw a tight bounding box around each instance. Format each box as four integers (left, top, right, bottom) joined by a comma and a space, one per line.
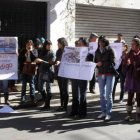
36, 40, 55, 110
87, 33, 99, 94
112, 43, 128, 103
115, 33, 125, 44
70, 37, 88, 118
0, 80, 9, 105
123, 38, 140, 122
54, 38, 69, 111
19, 40, 38, 103
95, 37, 115, 121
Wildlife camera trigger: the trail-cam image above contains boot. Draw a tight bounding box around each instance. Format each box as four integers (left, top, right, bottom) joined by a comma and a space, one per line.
4, 93, 10, 105
41, 94, 52, 110
38, 91, 46, 102
136, 107, 140, 122
125, 106, 133, 121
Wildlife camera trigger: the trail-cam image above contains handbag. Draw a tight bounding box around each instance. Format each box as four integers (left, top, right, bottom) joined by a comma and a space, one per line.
22, 62, 37, 76
42, 71, 54, 83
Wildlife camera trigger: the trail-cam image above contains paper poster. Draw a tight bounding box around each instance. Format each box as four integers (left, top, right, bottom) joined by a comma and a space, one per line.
58, 47, 96, 81
0, 37, 18, 80
89, 42, 98, 54
0, 105, 18, 113
110, 43, 123, 69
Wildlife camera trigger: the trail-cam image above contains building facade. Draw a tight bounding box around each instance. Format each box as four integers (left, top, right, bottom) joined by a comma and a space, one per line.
0, 0, 140, 50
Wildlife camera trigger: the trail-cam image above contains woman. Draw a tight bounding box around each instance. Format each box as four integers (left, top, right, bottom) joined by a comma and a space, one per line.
112, 43, 128, 103
123, 38, 140, 122
20, 40, 38, 102
95, 38, 115, 121
55, 38, 69, 111
36, 40, 55, 110
70, 37, 88, 118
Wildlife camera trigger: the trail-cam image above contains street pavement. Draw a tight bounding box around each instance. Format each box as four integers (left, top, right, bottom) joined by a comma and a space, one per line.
0, 81, 140, 140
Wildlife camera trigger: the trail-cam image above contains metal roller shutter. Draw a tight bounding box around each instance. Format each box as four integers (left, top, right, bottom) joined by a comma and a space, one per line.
76, 4, 140, 46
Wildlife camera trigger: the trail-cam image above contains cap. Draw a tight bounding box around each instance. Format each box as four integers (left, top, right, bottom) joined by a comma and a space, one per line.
89, 33, 99, 39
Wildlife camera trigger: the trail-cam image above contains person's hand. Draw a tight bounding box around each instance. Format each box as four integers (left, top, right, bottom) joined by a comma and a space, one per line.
97, 62, 102, 67
55, 61, 60, 66
48, 60, 54, 64
35, 58, 43, 63
127, 59, 131, 65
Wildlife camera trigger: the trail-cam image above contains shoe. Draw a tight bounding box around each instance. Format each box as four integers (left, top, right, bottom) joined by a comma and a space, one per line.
105, 115, 111, 121
12, 86, 18, 92
41, 106, 50, 111
90, 90, 96, 94
98, 112, 106, 119
119, 100, 123, 104
56, 107, 67, 112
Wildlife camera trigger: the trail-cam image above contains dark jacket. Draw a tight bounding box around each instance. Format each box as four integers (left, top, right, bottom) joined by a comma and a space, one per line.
39, 50, 55, 73
94, 46, 116, 74
19, 49, 38, 72
54, 48, 63, 78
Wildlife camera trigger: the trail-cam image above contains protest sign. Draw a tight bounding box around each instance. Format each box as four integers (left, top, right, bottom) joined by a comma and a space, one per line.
110, 43, 122, 69
0, 37, 18, 80
89, 42, 98, 54
58, 47, 96, 81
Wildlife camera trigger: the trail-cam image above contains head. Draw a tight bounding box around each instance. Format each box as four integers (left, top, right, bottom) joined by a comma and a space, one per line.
44, 40, 52, 51
99, 38, 109, 48
57, 38, 68, 49
75, 40, 79, 47
133, 35, 140, 39
122, 43, 128, 52
78, 37, 88, 47
89, 33, 99, 42
117, 33, 123, 41
26, 40, 34, 51
131, 38, 140, 52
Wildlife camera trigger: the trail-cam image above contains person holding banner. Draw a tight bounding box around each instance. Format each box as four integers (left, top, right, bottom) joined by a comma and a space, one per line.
95, 38, 115, 121
54, 38, 69, 112
70, 37, 88, 118
112, 43, 128, 103
123, 38, 140, 122
87, 33, 99, 94
0, 80, 9, 105
20, 40, 38, 103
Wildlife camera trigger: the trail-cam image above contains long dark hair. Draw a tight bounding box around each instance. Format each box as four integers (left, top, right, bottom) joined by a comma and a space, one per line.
57, 38, 68, 49
39, 40, 52, 57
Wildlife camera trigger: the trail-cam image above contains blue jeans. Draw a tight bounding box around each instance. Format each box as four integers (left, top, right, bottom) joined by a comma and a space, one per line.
98, 75, 115, 115
0, 80, 8, 94
21, 74, 35, 101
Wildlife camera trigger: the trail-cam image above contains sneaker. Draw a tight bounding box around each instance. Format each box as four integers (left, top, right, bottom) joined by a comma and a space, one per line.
105, 114, 111, 121
98, 112, 106, 119
119, 100, 123, 104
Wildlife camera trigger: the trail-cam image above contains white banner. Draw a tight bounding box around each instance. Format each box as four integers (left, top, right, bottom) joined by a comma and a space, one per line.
110, 43, 122, 69
0, 37, 18, 80
89, 42, 123, 69
58, 47, 96, 81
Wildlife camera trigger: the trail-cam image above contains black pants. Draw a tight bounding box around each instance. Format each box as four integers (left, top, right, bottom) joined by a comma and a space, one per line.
71, 79, 88, 116
57, 77, 69, 109
89, 72, 96, 91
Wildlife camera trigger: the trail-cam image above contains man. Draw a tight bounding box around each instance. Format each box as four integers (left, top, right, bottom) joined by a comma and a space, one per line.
87, 33, 99, 94
114, 33, 125, 43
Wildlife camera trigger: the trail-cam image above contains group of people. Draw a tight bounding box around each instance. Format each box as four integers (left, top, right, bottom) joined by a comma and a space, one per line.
0, 33, 140, 123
